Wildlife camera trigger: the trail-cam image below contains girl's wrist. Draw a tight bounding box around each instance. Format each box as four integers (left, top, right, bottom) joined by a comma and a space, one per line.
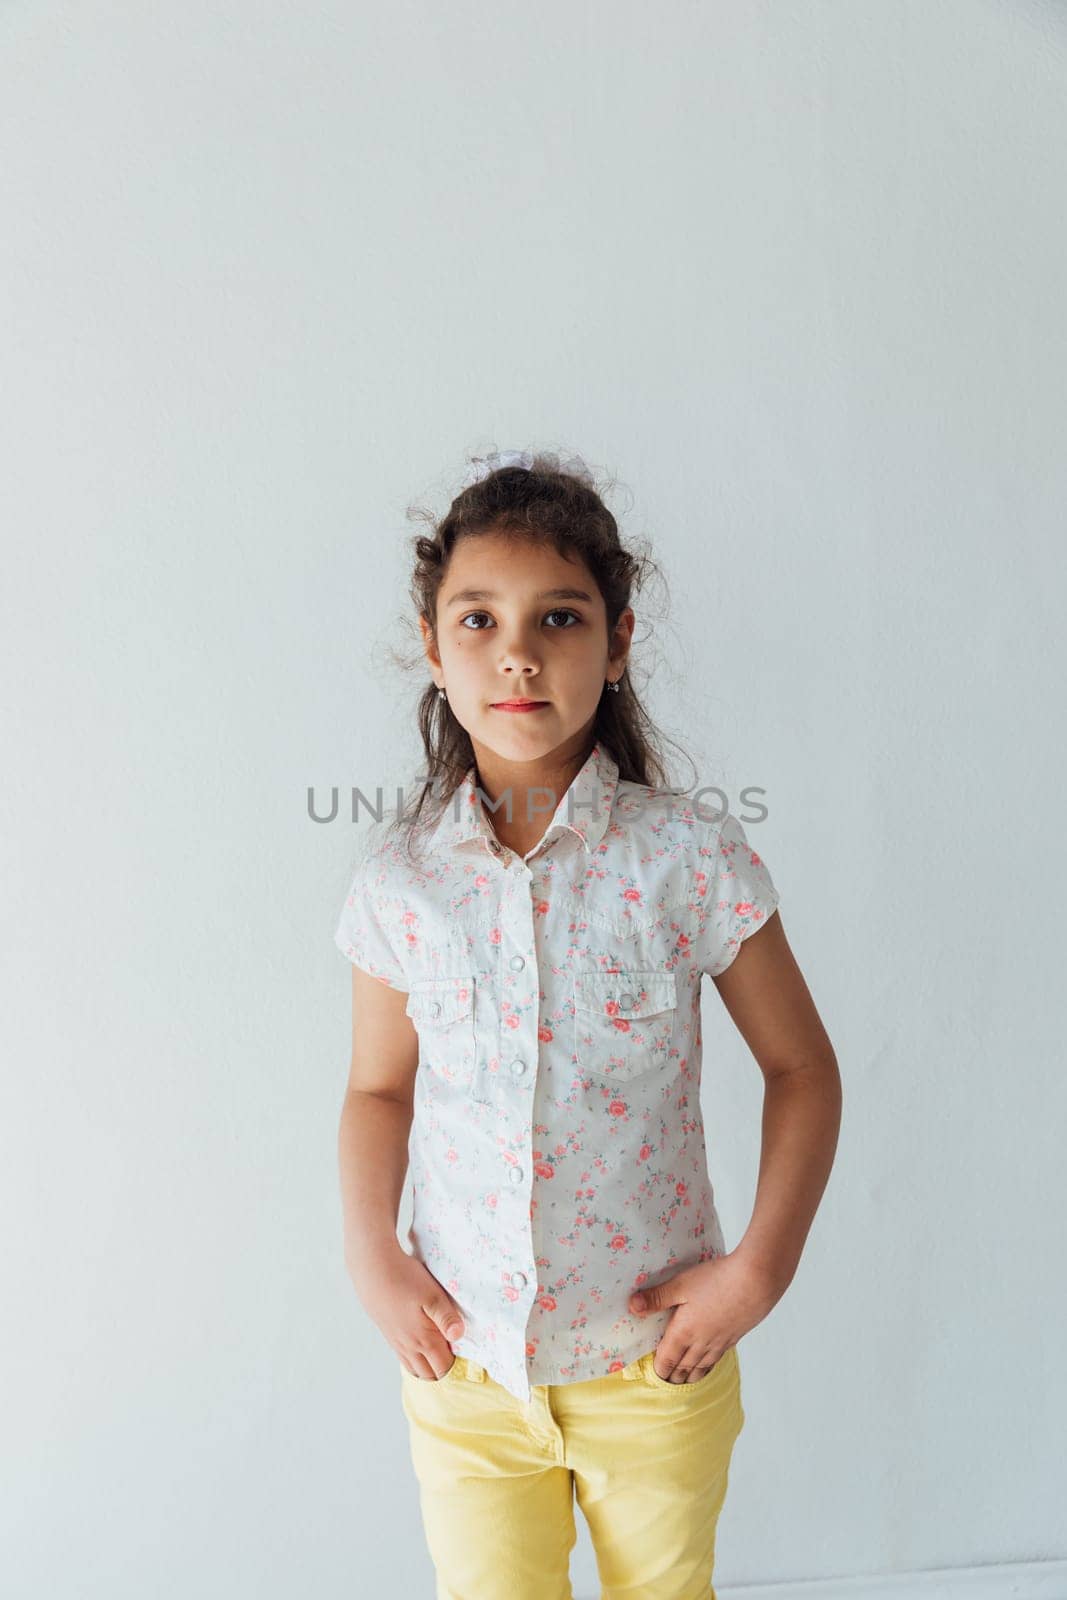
346, 1234, 406, 1284
726, 1245, 793, 1310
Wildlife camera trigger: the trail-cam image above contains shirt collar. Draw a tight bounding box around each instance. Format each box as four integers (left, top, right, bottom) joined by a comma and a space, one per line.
425, 739, 619, 862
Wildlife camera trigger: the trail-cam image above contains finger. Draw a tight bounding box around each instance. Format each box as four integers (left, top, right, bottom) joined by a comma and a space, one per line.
685, 1345, 724, 1383
667, 1344, 708, 1384
653, 1348, 692, 1384
406, 1348, 452, 1381
674, 1348, 701, 1384
424, 1298, 465, 1342
405, 1351, 429, 1379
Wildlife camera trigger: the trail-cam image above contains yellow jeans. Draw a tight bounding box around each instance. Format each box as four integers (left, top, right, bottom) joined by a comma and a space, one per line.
400, 1344, 745, 1600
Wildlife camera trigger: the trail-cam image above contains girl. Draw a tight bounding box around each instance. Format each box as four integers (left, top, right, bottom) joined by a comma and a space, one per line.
335, 448, 841, 1600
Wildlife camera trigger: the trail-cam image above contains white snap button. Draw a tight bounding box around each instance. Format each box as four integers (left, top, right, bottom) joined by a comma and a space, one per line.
510, 1271, 527, 1289
509, 955, 525, 971
510, 1058, 527, 1075
508, 1166, 523, 1184
619, 993, 635, 1010
430, 1001, 442, 1018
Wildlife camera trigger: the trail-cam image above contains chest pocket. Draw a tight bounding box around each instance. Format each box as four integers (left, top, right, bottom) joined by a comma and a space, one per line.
573, 969, 678, 1083
405, 976, 477, 1088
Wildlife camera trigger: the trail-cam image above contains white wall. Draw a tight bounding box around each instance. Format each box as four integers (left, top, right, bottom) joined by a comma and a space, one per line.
2, 2, 1064, 1595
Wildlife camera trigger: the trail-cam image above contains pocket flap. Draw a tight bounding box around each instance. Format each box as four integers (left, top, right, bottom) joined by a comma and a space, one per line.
573, 970, 677, 1020
405, 977, 476, 1027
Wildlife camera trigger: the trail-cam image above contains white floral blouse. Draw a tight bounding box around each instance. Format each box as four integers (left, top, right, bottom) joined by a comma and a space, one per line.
334, 739, 780, 1403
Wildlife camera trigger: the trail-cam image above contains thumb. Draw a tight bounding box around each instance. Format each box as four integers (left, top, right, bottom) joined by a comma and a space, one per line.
427, 1296, 465, 1341
629, 1274, 687, 1315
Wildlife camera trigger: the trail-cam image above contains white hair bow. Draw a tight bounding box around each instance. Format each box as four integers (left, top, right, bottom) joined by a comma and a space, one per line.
461, 449, 534, 487
460, 449, 595, 490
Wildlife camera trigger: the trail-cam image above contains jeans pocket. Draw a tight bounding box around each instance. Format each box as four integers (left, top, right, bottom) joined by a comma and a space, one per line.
402, 1354, 462, 1384
642, 1345, 736, 1392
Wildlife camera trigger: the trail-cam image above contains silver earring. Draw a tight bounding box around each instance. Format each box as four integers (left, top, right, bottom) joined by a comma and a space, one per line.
437, 685, 447, 700
605, 678, 620, 693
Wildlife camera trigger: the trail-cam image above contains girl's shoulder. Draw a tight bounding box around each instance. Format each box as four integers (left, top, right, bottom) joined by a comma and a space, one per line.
347, 805, 413, 881
610, 780, 776, 895
349, 800, 456, 893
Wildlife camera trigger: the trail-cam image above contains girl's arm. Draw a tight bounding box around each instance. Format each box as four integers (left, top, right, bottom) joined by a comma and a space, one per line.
711, 910, 842, 1296
337, 966, 469, 1377
628, 909, 840, 1372
337, 966, 418, 1278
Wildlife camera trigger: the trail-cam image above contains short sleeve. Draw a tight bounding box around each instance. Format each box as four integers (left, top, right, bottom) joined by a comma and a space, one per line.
333, 837, 410, 991
698, 811, 780, 978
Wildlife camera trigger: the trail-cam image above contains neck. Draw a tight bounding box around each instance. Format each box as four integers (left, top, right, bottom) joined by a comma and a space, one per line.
470, 734, 594, 855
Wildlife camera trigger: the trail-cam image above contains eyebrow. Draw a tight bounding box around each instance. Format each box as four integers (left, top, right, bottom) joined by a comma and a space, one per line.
443, 586, 596, 607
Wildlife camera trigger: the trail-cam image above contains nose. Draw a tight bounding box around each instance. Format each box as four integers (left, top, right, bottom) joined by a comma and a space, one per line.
497, 627, 543, 677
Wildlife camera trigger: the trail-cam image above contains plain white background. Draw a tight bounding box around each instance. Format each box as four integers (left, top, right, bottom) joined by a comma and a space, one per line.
2, 3, 1065, 1596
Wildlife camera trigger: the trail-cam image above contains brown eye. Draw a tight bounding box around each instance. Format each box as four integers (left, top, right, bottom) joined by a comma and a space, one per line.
458, 609, 580, 630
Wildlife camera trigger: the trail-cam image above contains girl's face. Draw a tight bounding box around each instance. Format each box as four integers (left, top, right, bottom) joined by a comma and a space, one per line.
420, 530, 633, 766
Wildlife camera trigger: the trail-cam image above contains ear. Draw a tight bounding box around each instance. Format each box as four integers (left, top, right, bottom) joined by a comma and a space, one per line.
419, 613, 441, 669
607, 607, 635, 677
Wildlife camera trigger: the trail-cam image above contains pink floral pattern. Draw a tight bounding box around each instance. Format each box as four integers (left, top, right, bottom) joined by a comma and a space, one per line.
334, 741, 779, 1403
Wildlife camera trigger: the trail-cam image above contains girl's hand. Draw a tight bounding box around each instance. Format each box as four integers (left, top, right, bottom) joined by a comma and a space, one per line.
351, 1245, 467, 1380
627, 1250, 783, 1384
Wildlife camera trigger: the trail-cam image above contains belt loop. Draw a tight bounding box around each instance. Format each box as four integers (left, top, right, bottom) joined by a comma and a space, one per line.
463, 1359, 487, 1382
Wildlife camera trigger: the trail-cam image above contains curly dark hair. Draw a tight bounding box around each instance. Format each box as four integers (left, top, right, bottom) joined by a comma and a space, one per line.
385, 447, 697, 864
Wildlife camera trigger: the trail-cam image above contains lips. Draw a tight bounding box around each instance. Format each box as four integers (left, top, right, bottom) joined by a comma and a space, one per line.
491, 699, 550, 711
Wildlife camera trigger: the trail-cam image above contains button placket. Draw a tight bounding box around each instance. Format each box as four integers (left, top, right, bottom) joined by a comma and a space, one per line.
471, 868, 539, 1111
460, 836, 544, 1376
499, 870, 540, 1357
